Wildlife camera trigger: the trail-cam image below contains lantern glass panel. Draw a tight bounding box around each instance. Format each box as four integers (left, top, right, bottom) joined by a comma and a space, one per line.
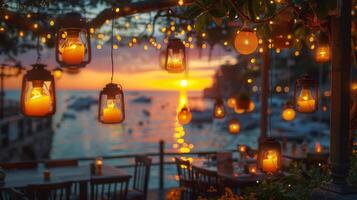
258, 138, 282, 174
57, 29, 89, 66
166, 48, 185, 72
22, 80, 55, 117
295, 79, 318, 113
315, 44, 330, 63
99, 93, 124, 124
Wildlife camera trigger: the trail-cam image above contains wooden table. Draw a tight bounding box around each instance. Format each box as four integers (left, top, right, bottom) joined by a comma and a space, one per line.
0, 165, 131, 200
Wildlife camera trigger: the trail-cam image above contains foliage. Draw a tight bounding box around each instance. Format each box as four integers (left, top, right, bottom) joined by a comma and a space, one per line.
242, 162, 330, 200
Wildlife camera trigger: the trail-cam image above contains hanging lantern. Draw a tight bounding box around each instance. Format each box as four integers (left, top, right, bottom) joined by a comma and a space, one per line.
234, 28, 258, 55
281, 102, 296, 121
315, 34, 330, 63
52, 67, 63, 79
21, 64, 56, 117
228, 119, 240, 134
165, 38, 186, 73
258, 138, 282, 174
56, 12, 91, 68
294, 75, 318, 113
178, 106, 192, 125
213, 99, 225, 119
98, 83, 125, 124
227, 97, 237, 108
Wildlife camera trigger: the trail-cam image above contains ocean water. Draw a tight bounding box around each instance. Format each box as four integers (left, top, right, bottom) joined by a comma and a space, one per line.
5, 90, 262, 188
5, 90, 260, 159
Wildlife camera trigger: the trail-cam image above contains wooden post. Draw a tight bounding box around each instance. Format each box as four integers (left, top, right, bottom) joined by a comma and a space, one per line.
260, 45, 269, 142
0, 70, 4, 119
312, 0, 357, 198
159, 140, 164, 190
329, 0, 352, 187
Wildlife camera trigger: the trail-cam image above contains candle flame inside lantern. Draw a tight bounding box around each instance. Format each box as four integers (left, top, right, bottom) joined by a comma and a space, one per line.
316, 45, 330, 62
262, 150, 278, 173
297, 88, 316, 112
24, 86, 52, 116
315, 142, 322, 153
102, 99, 123, 123
61, 32, 85, 65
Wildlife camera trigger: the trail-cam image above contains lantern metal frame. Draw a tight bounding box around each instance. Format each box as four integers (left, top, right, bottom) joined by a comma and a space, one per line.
98, 83, 125, 124
164, 38, 186, 73
213, 98, 225, 119
294, 74, 319, 113
257, 137, 282, 174
56, 12, 91, 68
20, 63, 56, 117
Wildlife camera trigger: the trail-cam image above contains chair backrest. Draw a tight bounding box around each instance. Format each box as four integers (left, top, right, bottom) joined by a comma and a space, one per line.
90, 175, 130, 200
44, 159, 78, 168
0, 161, 38, 170
132, 156, 152, 197
27, 181, 72, 200
174, 157, 192, 188
191, 166, 221, 198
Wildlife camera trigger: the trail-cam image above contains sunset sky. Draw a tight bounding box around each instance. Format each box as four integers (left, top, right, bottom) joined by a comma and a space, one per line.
4, 44, 237, 91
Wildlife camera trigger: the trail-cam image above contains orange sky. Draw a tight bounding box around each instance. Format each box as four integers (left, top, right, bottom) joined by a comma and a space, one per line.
4, 45, 236, 91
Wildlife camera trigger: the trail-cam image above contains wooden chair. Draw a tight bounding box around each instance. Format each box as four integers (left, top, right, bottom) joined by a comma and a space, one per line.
174, 157, 195, 200
44, 159, 78, 168
127, 156, 152, 200
90, 175, 130, 200
0, 161, 38, 170
26, 181, 72, 200
191, 166, 221, 199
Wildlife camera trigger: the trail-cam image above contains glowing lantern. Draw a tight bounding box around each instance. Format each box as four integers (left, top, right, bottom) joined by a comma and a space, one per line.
315, 34, 330, 63
213, 99, 225, 119
281, 102, 296, 121
315, 142, 322, 153
165, 38, 186, 73
21, 64, 56, 117
227, 97, 237, 108
52, 67, 63, 79
234, 28, 258, 55
56, 12, 91, 68
178, 106, 192, 125
98, 83, 125, 124
294, 75, 318, 113
228, 119, 240, 134
258, 138, 281, 174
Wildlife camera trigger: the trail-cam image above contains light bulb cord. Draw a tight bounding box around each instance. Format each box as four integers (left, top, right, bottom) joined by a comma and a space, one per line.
110, 12, 114, 83
36, 7, 41, 64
